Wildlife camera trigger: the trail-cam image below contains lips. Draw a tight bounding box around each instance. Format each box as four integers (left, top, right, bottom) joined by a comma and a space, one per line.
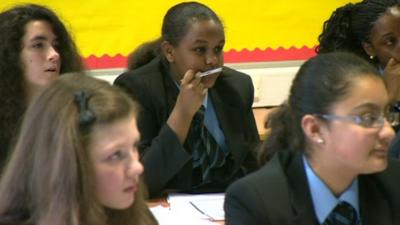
123, 184, 137, 193
45, 67, 57, 72
371, 147, 388, 158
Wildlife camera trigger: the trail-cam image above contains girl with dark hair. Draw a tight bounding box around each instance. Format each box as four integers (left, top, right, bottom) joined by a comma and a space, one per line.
317, 0, 400, 104
0, 74, 157, 225
224, 52, 400, 225
115, 2, 259, 198
0, 4, 84, 167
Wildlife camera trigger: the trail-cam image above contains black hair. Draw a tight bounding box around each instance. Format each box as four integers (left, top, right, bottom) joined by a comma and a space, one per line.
128, 1, 223, 69
258, 52, 381, 165
127, 39, 161, 71
0, 4, 83, 167
316, 0, 400, 62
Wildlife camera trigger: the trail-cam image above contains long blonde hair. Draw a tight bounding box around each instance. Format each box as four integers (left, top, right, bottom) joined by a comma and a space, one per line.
0, 73, 157, 225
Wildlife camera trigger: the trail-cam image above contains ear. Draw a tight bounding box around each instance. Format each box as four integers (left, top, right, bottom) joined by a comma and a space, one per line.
362, 42, 376, 58
301, 114, 325, 145
161, 40, 175, 63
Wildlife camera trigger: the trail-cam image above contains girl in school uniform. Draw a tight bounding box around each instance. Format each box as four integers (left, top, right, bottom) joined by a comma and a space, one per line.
0, 74, 157, 225
115, 2, 259, 198
224, 52, 400, 225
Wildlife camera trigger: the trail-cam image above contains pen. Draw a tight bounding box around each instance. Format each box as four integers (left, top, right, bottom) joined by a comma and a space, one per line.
189, 201, 207, 216
189, 201, 213, 220
199, 67, 222, 77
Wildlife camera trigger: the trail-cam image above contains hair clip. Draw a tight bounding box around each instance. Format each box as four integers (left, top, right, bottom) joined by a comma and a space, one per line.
73, 91, 96, 126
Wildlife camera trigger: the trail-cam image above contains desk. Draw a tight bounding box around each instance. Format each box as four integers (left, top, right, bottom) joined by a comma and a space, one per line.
149, 197, 225, 225
253, 107, 275, 140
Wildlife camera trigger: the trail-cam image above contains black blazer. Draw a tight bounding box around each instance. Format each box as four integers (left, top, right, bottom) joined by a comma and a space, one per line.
389, 132, 400, 158
224, 151, 400, 225
114, 57, 259, 197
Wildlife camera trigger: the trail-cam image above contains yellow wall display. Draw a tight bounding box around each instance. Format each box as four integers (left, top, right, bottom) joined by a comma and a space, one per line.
0, 0, 360, 69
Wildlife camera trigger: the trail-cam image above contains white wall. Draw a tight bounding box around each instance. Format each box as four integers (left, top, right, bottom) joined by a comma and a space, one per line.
89, 60, 302, 107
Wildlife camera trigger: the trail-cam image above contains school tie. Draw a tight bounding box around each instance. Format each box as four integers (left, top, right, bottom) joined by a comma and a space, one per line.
190, 105, 226, 183
323, 201, 358, 225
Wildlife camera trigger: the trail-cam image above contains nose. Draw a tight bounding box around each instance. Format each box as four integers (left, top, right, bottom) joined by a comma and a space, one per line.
48, 45, 60, 62
126, 151, 144, 177
205, 52, 218, 66
392, 42, 400, 62
380, 119, 396, 143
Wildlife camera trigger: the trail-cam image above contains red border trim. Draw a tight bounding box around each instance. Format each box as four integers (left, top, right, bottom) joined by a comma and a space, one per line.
83, 46, 317, 70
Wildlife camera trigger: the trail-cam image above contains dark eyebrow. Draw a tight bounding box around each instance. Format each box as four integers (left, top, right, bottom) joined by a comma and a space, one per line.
381, 32, 395, 39
352, 102, 384, 113
29, 35, 48, 42
193, 40, 208, 44
193, 39, 225, 45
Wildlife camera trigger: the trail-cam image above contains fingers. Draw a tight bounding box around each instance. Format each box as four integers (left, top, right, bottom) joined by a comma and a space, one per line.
387, 58, 398, 68
180, 69, 201, 86
180, 70, 206, 93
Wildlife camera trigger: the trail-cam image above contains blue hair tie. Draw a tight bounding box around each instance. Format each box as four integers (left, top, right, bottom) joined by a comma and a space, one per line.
73, 91, 96, 126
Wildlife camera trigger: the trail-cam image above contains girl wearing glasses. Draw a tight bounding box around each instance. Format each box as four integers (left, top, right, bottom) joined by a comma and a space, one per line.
224, 52, 400, 225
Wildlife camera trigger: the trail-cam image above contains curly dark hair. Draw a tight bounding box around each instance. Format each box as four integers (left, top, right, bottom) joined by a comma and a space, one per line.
0, 4, 83, 165
316, 0, 400, 62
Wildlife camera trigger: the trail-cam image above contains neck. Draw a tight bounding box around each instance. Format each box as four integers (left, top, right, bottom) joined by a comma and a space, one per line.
307, 155, 357, 197
167, 63, 182, 84
24, 84, 43, 104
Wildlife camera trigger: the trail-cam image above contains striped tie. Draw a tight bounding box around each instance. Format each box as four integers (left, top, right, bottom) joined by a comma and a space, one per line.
323, 201, 358, 225
190, 106, 226, 183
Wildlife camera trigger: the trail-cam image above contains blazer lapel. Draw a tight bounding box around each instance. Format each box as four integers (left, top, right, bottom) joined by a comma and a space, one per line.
159, 61, 179, 115
209, 87, 245, 165
286, 154, 319, 225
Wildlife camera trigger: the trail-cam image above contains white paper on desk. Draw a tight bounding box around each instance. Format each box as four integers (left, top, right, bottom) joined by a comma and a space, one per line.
150, 205, 217, 225
168, 193, 225, 221
189, 197, 224, 221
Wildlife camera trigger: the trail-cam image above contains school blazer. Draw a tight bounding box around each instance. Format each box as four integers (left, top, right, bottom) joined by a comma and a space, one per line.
114, 57, 259, 198
224, 151, 400, 225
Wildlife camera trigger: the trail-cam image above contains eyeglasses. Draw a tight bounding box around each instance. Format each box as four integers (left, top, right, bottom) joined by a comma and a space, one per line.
315, 113, 392, 129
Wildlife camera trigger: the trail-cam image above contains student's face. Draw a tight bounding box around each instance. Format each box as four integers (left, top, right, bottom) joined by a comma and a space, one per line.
364, 6, 400, 67
89, 116, 143, 209
20, 20, 61, 93
320, 76, 394, 175
168, 19, 225, 88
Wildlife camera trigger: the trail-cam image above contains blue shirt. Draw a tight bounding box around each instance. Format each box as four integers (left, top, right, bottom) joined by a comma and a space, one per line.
174, 80, 228, 152
201, 93, 228, 152
303, 155, 360, 224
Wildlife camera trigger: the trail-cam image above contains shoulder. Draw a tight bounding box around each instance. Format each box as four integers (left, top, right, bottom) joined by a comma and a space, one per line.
360, 159, 400, 203
372, 159, 400, 188
224, 152, 296, 224
213, 66, 254, 105
219, 66, 252, 84
114, 57, 163, 87
227, 151, 293, 195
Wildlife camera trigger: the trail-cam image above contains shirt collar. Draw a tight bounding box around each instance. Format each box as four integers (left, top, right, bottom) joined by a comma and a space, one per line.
302, 155, 359, 224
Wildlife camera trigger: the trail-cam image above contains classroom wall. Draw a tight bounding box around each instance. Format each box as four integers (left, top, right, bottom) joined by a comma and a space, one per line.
0, 0, 359, 106
90, 60, 302, 107
1, 0, 359, 70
